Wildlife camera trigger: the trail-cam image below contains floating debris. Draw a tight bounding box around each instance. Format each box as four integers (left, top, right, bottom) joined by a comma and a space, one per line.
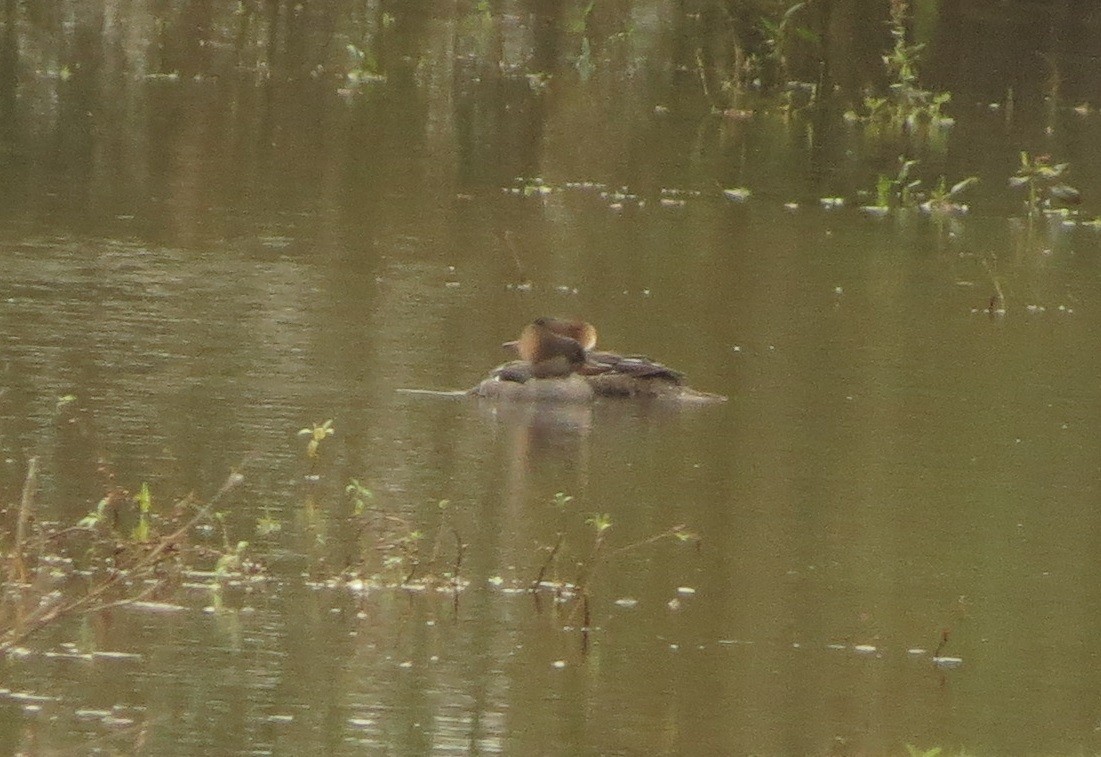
820, 197, 845, 209
75, 709, 113, 720
5, 691, 58, 703
93, 651, 143, 661
106, 711, 147, 732
859, 205, 890, 218
721, 188, 751, 202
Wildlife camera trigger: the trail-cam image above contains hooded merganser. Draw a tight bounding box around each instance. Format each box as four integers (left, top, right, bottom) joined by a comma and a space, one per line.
516, 317, 587, 378
472, 317, 725, 402
501, 318, 683, 383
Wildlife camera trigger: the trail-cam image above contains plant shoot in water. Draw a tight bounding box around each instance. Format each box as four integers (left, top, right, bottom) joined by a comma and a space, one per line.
848, 0, 954, 141
298, 419, 334, 476
346, 479, 375, 516
215, 541, 250, 577
131, 483, 153, 542
1009, 152, 1080, 216
256, 505, 281, 537
923, 176, 978, 214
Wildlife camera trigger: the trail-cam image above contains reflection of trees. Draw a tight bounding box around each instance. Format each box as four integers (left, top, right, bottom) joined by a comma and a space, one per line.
0, 2, 898, 238
0, 1, 1095, 238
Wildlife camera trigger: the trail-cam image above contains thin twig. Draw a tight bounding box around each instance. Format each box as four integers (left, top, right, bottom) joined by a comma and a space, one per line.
450, 527, 463, 587
9, 457, 38, 584
0, 470, 244, 653
531, 533, 564, 592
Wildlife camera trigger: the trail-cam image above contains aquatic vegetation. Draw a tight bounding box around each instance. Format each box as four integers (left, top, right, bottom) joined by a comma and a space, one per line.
567, 2, 597, 81
131, 483, 153, 542
214, 540, 251, 576
1, 468, 252, 654
862, 160, 978, 216
344, 43, 387, 86
298, 419, 335, 477
1009, 152, 1080, 216
846, 0, 954, 140
342, 486, 463, 589
869, 159, 920, 212
255, 506, 282, 537
345, 479, 375, 516
921, 176, 978, 215
530, 492, 574, 592
757, 2, 815, 88
525, 491, 699, 646
299, 419, 335, 458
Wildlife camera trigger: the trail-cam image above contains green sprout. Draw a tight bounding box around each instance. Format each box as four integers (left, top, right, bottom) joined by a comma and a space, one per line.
346, 479, 375, 516
215, 541, 250, 576
256, 506, 281, 537
1009, 152, 1079, 216
585, 512, 613, 534
298, 419, 334, 459
131, 483, 153, 542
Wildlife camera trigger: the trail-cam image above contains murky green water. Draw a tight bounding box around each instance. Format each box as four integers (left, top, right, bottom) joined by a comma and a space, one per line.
1, 2, 1101, 754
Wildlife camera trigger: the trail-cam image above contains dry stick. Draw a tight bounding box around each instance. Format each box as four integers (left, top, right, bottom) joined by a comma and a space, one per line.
0, 470, 245, 653
982, 259, 1007, 312
695, 49, 713, 107
450, 527, 464, 587
607, 524, 694, 556
9, 457, 38, 584
502, 231, 528, 283
568, 525, 612, 624
450, 527, 464, 617
531, 532, 565, 592
934, 628, 951, 658
580, 591, 591, 654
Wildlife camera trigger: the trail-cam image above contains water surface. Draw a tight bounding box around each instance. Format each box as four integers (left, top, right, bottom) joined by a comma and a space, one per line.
1, 2, 1101, 755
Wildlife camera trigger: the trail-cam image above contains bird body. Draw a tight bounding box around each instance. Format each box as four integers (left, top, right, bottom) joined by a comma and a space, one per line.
471, 317, 723, 402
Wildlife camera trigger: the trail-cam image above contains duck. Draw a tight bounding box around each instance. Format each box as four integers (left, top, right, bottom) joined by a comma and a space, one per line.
516, 317, 587, 378
470, 317, 726, 403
